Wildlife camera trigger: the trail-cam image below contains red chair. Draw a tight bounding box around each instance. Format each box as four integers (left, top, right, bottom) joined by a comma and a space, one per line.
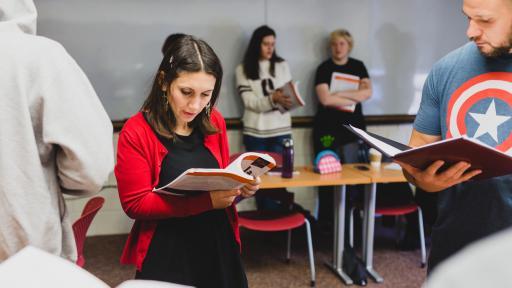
349, 203, 426, 268
72, 196, 105, 267
232, 151, 316, 287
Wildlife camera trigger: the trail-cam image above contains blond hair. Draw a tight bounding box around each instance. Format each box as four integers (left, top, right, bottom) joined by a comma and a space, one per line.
330, 29, 354, 52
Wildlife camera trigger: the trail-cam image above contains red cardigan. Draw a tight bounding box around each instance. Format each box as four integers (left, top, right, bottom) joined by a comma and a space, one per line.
114, 110, 240, 270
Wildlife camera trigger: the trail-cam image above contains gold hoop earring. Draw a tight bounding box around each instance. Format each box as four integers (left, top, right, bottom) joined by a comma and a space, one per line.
205, 102, 211, 117
162, 91, 169, 111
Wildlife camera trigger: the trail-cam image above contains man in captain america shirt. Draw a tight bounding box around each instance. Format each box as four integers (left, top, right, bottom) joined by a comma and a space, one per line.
397, 0, 512, 273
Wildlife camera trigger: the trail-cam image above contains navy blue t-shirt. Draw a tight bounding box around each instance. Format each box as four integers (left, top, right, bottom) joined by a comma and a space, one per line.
414, 42, 512, 271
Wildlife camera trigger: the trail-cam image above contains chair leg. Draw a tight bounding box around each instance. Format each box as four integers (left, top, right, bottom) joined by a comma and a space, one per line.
286, 229, 292, 263
349, 207, 355, 247
304, 219, 316, 287
394, 215, 402, 247
417, 207, 427, 268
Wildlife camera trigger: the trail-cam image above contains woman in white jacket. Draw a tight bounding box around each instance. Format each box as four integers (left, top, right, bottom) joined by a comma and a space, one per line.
236, 25, 293, 153
236, 25, 294, 210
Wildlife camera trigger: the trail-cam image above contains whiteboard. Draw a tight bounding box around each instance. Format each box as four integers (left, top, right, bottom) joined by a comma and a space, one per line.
36, 0, 467, 120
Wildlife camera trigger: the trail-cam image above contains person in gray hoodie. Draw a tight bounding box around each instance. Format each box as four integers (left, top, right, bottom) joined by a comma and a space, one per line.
0, 0, 114, 262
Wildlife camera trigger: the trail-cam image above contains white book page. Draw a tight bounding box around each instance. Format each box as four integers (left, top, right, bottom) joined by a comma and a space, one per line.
330, 72, 360, 112
349, 125, 402, 157
226, 152, 275, 178
154, 152, 276, 193
153, 167, 249, 193
0, 246, 109, 288
163, 174, 246, 192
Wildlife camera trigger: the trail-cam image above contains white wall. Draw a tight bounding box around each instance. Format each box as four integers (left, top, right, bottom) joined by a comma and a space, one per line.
66, 124, 413, 236
36, 0, 467, 119
40, 0, 463, 235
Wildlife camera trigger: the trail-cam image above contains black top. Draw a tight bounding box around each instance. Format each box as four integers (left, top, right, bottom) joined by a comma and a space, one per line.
155, 129, 217, 193
136, 126, 248, 288
313, 58, 369, 150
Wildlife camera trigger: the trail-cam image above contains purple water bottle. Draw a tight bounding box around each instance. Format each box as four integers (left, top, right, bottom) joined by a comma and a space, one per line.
281, 138, 294, 178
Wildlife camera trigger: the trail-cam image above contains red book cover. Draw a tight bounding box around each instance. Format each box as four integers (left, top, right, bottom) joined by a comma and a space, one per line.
345, 125, 512, 181
394, 138, 512, 180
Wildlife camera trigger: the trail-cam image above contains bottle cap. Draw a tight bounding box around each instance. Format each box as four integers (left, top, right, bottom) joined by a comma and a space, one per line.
282, 138, 293, 147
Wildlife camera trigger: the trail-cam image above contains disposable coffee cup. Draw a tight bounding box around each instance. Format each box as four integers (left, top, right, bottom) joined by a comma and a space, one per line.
369, 148, 382, 168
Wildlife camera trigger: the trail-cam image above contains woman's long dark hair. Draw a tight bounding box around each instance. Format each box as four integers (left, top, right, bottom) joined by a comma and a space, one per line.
161, 33, 186, 55
242, 25, 284, 80
142, 35, 223, 139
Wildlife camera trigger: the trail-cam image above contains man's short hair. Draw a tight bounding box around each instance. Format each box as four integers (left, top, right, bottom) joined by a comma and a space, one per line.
330, 29, 354, 52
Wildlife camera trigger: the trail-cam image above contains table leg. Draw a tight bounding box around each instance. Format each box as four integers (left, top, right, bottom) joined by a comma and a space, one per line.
362, 183, 383, 283
325, 185, 353, 285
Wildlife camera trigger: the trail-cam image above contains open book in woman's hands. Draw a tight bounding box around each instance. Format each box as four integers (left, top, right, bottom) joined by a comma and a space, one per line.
153, 152, 276, 196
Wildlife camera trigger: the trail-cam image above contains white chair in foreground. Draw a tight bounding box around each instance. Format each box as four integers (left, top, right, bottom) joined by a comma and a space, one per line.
0, 246, 191, 288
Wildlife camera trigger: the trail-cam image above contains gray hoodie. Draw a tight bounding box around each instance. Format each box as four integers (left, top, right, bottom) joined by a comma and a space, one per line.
0, 0, 114, 262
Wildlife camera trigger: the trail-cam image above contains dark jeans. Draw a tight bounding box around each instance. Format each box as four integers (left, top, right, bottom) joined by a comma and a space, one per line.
243, 134, 291, 154
244, 134, 292, 210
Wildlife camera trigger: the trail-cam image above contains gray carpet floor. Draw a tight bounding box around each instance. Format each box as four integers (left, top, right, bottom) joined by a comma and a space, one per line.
83, 224, 427, 288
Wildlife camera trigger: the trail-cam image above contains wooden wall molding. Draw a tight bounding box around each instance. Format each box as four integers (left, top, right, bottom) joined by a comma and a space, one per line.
113, 114, 415, 132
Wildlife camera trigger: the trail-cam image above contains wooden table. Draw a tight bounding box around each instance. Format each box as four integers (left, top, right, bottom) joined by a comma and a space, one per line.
260, 166, 371, 188
344, 163, 407, 283
260, 166, 372, 285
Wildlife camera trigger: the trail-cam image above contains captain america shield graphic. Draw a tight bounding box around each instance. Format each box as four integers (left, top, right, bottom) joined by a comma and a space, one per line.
446, 72, 512, 155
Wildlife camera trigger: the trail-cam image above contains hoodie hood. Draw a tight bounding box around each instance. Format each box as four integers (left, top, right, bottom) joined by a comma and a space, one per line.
0, 0, 37, 34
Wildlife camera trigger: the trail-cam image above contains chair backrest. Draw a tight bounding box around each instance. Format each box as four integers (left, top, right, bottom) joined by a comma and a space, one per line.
72, 196, 105, 267
254, 189, 295, 210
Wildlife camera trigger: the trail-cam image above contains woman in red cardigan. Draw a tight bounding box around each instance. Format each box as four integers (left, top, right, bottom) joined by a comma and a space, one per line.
115, 35, 260, 288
